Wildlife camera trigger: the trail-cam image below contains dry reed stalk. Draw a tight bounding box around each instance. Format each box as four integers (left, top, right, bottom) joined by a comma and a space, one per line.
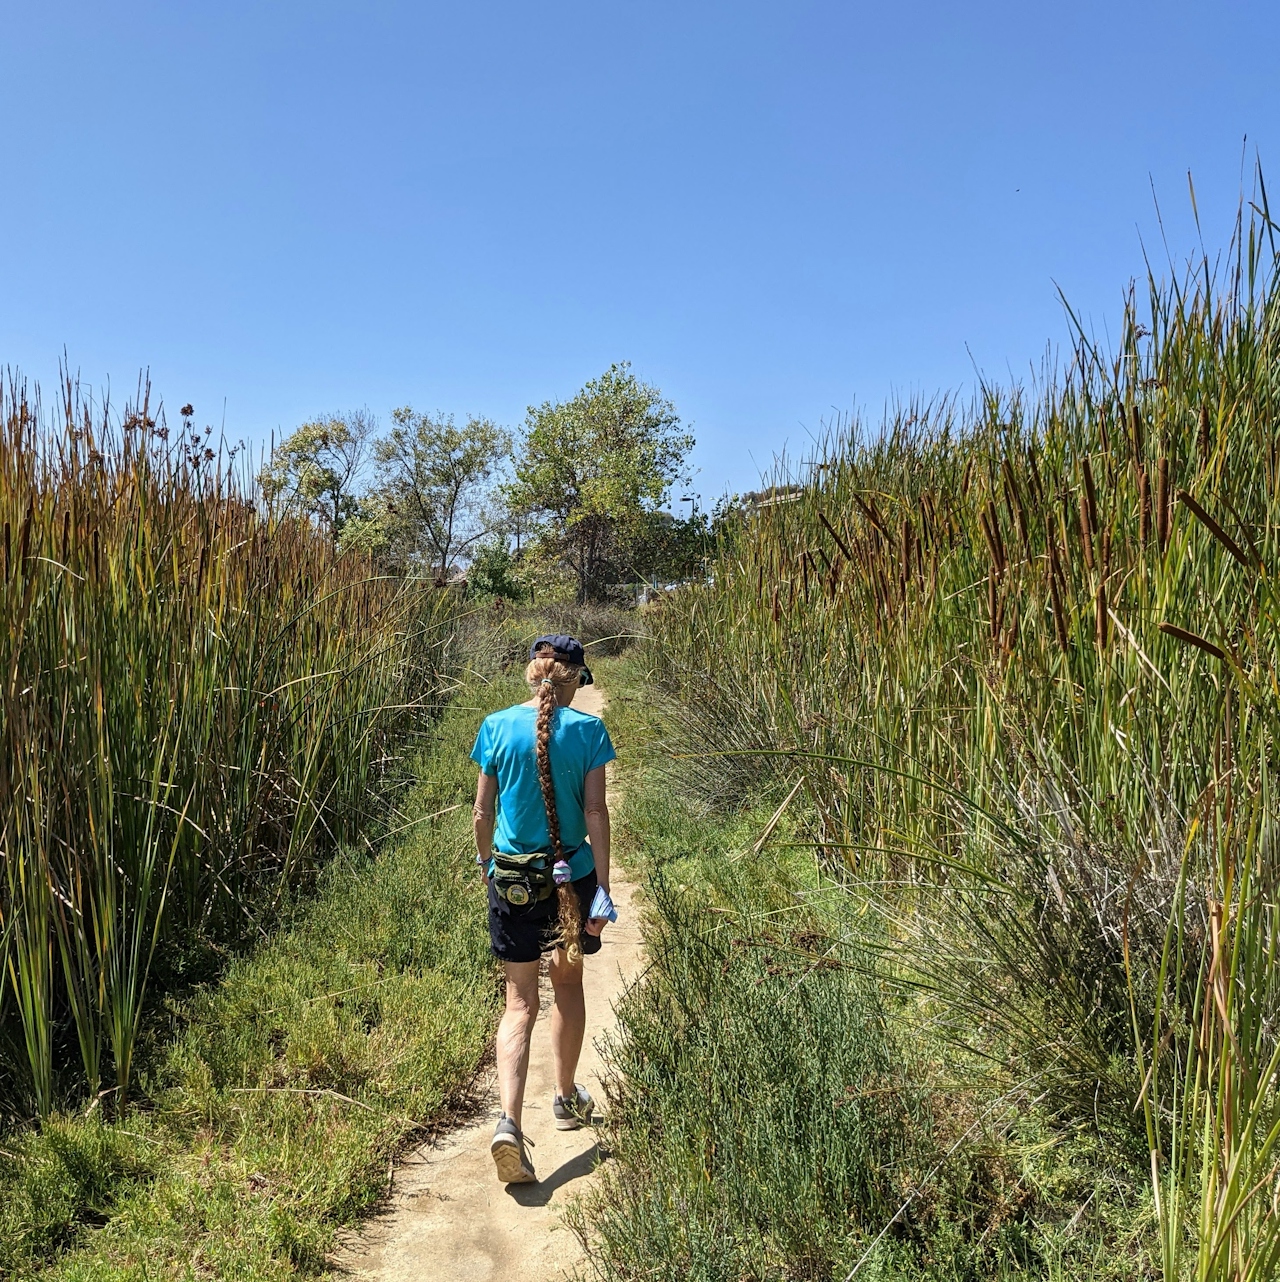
1132, 405, 1146, 464
977, 506, 994, 568
919, 492, 935, 546
1029, 451, 1046, 506
874, 565, 891, 616
1004, 600, 1019, 655
854, 493, 889, 542
1051, 581, 1071, 655
1001, 486, 1019, 556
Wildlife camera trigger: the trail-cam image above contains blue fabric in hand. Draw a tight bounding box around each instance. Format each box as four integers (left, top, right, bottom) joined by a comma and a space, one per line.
588, 886, 618, 923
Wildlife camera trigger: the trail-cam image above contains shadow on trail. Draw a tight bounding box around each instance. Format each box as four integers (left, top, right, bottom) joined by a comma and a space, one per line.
506, 1139, 605, 1207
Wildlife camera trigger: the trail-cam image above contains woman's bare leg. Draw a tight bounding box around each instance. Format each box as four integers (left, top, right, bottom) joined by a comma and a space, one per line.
497, 960, 540, 1127
548, 948, 586, 1098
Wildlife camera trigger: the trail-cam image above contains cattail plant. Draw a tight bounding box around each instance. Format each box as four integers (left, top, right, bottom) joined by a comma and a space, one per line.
644, 172, 1280, 1279
0, 377, 461, 1116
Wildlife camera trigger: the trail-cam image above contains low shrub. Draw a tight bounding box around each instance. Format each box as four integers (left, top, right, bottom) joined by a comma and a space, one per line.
578, 658, 1157, 1281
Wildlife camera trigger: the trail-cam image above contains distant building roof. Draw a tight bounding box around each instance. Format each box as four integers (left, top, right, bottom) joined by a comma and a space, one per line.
738, 484, 805, 510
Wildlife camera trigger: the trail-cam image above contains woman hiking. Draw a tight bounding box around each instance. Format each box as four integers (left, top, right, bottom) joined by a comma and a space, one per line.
470, 634, 617, 1184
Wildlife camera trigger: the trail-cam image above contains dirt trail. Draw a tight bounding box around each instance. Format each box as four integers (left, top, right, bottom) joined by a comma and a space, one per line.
335, 683, 642, 1282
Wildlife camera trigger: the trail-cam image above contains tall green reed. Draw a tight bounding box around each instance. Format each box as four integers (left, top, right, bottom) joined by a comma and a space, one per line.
0, 375, 459, 1117
649, 175, 1280, 1277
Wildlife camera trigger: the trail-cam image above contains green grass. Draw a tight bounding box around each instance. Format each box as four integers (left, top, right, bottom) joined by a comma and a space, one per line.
0, 670, 526, 1280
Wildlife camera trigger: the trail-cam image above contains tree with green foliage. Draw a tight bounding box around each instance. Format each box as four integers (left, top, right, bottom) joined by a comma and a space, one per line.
364, 408, 509, 580
466, 537, 530, 602
258, 410, 374, 539
623, 508, 712, 588
509, 363, 694, 602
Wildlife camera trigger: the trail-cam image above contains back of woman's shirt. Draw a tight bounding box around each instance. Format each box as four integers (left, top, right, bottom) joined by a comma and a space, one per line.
471, 704, 616, 879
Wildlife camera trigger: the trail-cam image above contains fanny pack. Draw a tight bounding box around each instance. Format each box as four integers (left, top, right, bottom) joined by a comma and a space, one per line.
491, 850, 556, 907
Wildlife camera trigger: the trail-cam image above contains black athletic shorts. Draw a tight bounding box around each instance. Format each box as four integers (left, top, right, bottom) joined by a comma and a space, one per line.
487, 869, 603, 964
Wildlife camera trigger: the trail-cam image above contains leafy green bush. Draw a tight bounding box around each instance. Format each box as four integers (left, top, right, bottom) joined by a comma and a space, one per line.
585, 872, 911, 1281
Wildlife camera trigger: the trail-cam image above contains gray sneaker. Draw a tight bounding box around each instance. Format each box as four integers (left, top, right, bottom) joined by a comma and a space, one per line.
552, 1084, 594, 1131
490, 1114, 536, 1184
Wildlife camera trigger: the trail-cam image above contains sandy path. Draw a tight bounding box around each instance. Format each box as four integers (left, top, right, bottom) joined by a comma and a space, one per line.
334, 684, 642, 1282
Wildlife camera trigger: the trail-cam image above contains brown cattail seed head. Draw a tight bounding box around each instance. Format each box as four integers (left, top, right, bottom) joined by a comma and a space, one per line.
1082, 456, 1099, 536
1045, 533, 1070, 655
1078, 494, 1095, 573
1155, 456, 1171, 555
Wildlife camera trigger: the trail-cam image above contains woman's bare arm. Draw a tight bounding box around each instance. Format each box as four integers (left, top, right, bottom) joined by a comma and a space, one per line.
473, 770, 497, 880
584, 764, 610, 897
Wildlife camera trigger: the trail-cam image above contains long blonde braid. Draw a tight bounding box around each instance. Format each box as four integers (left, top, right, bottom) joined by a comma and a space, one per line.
526, 646, 584, 965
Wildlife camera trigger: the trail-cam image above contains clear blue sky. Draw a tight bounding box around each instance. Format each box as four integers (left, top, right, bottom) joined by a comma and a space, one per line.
3, 1, 1277, 501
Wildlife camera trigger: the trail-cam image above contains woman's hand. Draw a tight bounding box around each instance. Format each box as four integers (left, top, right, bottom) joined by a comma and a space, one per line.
585, 879, 613, 936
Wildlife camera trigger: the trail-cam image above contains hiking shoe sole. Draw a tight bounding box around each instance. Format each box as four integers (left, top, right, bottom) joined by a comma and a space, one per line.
490, 1134, 536, 1184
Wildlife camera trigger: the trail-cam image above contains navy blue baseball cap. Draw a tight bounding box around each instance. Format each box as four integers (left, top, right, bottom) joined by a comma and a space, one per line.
529, 634, 594, 684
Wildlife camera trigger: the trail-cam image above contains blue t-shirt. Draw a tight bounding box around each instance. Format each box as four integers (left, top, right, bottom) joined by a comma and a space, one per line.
470, 703, 616, 880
